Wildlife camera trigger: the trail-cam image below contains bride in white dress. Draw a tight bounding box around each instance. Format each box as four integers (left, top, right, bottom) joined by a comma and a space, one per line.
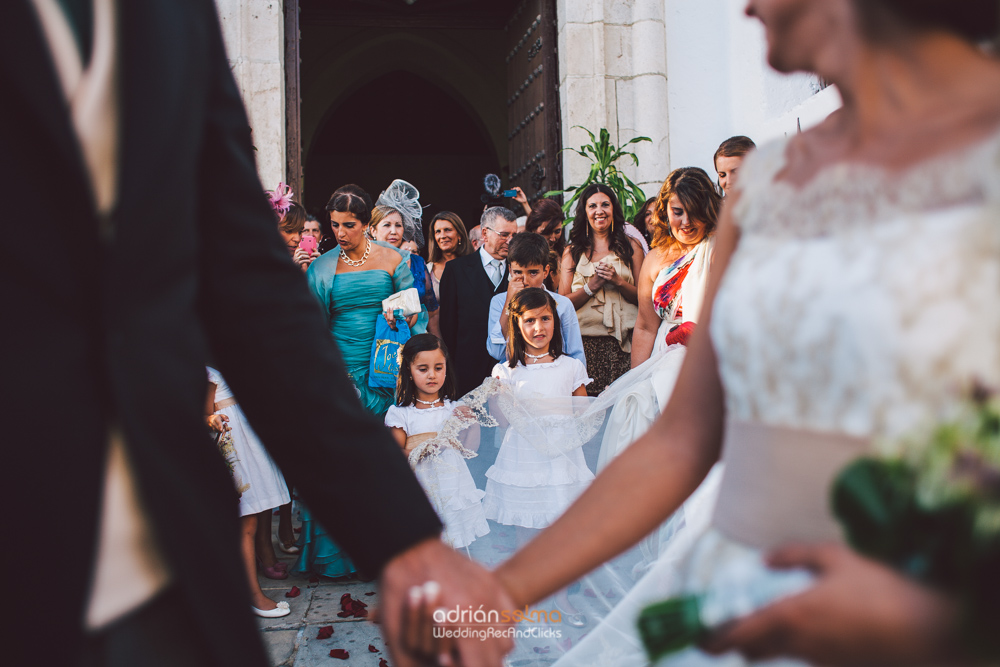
487, 1, 1000, 665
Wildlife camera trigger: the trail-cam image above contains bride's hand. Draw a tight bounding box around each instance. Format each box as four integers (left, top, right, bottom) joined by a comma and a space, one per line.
702, 543, 960, 666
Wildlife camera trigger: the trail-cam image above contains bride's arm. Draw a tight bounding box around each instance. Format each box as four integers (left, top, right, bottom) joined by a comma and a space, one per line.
495, 206, 741, 608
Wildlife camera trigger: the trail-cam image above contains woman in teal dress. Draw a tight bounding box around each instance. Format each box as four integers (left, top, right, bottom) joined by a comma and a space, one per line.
294, 185, 416, 578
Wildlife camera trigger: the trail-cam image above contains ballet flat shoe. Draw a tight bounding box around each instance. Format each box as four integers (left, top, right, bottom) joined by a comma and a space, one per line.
278, 541, 301, 555
252, 601, 290, 618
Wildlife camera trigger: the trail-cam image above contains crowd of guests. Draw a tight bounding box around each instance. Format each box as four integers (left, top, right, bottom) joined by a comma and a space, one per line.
205, 135, 756, 618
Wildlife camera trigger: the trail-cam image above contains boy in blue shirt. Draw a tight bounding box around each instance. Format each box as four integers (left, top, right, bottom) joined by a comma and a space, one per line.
487, 232, 586, 367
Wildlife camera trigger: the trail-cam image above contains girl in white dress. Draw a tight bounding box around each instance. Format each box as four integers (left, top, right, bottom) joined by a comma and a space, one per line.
483, 288, 595, 530
206, 368, 291, 618
385, 334, 490, 550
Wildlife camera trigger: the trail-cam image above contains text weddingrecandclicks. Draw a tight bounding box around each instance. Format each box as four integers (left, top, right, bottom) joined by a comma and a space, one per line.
432, 605, 566, 640
432, 626, 564, 641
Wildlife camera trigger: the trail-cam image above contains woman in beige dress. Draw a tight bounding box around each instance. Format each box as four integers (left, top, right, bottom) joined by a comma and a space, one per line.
559, 184, 645, 395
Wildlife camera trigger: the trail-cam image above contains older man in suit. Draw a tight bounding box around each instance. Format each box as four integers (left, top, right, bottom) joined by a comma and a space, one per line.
2, 1, 512, 666
439, 207, 519, 395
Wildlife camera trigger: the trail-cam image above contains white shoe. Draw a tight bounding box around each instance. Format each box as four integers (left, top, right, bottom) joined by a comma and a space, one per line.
252, 601, 291, 618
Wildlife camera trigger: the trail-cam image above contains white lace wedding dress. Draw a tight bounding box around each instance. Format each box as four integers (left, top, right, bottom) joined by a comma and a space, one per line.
552, 127, 1000, 667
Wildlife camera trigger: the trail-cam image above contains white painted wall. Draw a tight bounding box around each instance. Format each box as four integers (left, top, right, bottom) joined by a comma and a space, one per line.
557, 0, 843, 200
663, 0, 842, 178
214, 0, 286, 192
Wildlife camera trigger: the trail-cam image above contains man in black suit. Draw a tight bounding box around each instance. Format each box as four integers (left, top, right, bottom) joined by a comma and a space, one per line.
2, 2, 511, 666
439, 207, 519, 395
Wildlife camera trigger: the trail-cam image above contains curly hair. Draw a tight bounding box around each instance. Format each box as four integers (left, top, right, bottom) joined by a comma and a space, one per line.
568, 184, 634, 266
651, 168, 722, 250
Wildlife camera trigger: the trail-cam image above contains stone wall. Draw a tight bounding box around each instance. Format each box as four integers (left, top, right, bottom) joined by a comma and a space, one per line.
214, 0, 286, 192
556, 0, 670, 203
557, 0, 843, 203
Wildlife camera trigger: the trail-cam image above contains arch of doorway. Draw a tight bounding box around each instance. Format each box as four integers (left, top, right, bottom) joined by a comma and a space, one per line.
302, 31, 507, 174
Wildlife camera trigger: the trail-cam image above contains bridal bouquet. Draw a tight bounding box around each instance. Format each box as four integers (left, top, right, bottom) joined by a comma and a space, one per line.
832, 386, 1000, 656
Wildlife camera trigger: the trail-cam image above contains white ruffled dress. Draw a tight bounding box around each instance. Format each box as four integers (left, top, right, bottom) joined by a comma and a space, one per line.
385, 400, 489, 549
483, 355, 595, 528
207, 368, 290, 517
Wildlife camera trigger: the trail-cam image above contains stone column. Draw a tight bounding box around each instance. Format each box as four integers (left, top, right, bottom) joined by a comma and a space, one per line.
214, 0, 286, 192
556, 0, 670, 206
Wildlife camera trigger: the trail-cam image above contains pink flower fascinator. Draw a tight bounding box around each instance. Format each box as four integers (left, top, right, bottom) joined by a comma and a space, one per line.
267, 182, 294, 217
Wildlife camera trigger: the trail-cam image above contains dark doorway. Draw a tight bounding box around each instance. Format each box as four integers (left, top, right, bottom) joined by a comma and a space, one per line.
304, 70, 501, 236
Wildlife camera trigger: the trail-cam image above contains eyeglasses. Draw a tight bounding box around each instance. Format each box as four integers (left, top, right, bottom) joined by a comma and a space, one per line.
484, 227, 514, 240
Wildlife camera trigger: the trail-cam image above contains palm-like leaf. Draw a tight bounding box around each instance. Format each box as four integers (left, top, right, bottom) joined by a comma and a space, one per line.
547, 126, 651, 221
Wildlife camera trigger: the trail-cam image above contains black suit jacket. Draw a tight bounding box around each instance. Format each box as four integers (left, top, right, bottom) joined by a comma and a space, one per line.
1, 2, 440, 664
439, 251, 509, 395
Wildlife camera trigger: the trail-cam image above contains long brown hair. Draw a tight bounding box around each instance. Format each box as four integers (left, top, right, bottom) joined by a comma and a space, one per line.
395, 334, 458, 407
568, 184, 633, 266
506, 288, 564, 368
651, 168, 721, 250
428, 211, 472, 263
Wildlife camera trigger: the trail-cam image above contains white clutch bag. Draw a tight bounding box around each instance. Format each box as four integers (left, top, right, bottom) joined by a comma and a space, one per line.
382, 287, 421, 317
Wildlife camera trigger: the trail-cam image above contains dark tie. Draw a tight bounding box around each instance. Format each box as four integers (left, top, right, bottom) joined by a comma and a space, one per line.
55, 0, 94, 68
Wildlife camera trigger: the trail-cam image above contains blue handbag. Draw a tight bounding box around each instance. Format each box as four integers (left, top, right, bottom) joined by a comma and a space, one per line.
369, 310, 411, 388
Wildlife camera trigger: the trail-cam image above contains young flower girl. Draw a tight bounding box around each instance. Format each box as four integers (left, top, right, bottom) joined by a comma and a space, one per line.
483, 288, 595, 530
385, 334, 490, 549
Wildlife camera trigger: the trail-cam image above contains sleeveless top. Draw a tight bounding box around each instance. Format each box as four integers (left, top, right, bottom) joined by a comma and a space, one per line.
571, 253, 638, 352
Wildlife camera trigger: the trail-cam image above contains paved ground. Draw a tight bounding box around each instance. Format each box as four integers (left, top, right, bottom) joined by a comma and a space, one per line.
257, 515, 389, 667
256, 510, 645, 667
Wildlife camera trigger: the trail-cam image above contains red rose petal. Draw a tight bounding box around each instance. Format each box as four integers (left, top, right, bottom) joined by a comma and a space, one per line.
354, 607, 369, 618
293, 527, 302, 533
340, 593, 352, 604
336, 611, 351, 618
365, 591, 376, 596
379, 659, 389, 667
329, 648, 350, 659
368, 644, 379, 653
285, 586, 301, 598
316, 625, 334, 639
309, 575, 320, 584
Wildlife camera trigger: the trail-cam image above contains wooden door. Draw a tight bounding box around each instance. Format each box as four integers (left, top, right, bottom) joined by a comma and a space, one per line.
284, 0, 302, 198
505, 0, 560, 202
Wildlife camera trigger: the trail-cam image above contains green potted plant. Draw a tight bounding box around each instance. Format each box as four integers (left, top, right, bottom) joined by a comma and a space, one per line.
546, 126, 652, 223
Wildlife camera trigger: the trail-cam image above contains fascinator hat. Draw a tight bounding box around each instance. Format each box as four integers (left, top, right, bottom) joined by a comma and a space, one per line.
267, 182, 294, 217
376, 179, 425, 247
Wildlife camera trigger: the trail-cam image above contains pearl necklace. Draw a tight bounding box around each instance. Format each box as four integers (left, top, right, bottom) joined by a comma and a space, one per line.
525, 351, 552, 364
415, 397, 443, 406
341, 239, 372, 267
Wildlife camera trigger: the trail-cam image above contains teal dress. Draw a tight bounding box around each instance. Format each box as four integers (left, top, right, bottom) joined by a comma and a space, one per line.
294, 242, 413, 578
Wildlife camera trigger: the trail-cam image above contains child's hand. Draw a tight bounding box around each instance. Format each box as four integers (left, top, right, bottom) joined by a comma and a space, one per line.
507, 275, 526, 297
206, 414, 229, 433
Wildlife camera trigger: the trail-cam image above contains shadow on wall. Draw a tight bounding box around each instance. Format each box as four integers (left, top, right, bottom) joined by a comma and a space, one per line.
305, 71, 501, 240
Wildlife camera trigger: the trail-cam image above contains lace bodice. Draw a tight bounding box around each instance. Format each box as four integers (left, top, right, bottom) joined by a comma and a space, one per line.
711, 130, 1000, 440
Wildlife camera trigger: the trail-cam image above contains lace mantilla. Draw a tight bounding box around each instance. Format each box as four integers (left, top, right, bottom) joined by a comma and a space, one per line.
734, 127, 1000, 238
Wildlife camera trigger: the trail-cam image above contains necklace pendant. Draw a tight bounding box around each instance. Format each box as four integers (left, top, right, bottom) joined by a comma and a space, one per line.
415, 397, 442, 406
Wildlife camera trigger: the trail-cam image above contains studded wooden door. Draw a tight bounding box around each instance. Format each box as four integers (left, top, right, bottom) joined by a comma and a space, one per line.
505, 0, 560, 202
